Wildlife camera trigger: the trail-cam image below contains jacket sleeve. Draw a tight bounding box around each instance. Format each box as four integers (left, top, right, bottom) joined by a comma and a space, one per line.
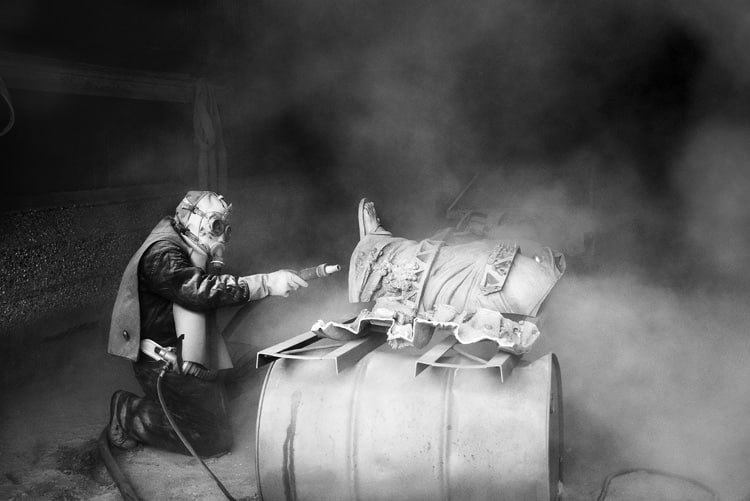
138, 240, 270, 311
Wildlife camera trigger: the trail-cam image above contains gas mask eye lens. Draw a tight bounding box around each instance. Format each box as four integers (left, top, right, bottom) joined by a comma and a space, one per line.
210, 218, 223, 234
207, 216, 231, 241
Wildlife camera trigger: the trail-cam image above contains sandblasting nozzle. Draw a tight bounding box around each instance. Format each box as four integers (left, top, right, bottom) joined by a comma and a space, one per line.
298, 263, 342, 281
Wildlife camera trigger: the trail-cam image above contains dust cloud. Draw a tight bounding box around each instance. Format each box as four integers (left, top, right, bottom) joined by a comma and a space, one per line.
215, 0, 750, 499
6, 0, 750, 498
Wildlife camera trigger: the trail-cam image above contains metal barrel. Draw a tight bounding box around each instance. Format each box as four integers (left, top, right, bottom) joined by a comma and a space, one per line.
256, 345, 562, 501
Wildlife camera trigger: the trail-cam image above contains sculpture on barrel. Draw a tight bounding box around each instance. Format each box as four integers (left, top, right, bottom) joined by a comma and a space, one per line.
314, 198, 566, 355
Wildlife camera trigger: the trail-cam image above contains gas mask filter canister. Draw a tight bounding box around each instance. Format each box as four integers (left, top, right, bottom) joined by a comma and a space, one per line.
207, 241, 226, 274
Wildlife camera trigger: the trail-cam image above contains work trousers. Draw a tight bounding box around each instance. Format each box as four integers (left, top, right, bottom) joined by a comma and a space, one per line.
114, 358, 233, 457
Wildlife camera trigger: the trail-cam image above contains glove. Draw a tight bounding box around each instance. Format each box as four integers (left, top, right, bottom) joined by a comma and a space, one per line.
266, 270, 308, 297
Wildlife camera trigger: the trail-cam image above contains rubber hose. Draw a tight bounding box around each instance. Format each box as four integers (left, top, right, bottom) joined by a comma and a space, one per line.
156, 367, 237, 501
97, 427, 141, 501
596, 468, 719, 501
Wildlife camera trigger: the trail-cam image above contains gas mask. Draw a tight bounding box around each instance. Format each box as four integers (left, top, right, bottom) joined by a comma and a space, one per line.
174, 191, 232, 274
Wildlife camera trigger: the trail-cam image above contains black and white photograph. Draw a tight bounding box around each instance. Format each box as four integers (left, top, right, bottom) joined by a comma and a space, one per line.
1, 1, 749, 500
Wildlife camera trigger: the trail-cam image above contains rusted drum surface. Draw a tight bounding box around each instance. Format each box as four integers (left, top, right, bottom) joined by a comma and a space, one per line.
256, 345, 562, 501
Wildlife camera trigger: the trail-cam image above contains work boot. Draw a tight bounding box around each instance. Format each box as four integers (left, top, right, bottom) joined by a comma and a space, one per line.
108, 390, 138, 450
358, 198, 390, 239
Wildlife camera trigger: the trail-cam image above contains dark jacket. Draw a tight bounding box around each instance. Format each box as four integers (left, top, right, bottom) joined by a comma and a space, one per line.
108, 217, 267, 361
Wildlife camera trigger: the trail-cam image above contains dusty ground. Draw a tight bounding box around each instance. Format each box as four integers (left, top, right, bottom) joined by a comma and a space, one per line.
0, 320, 265, 501
0, 281, 734, 500
0, 329, 716, 501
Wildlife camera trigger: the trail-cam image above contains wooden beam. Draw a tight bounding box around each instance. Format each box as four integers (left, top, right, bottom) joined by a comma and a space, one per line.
0, 51, 196, 103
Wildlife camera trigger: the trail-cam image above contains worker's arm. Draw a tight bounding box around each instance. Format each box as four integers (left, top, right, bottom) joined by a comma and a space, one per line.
139, 241, 307, 310
139, 241, 252, 310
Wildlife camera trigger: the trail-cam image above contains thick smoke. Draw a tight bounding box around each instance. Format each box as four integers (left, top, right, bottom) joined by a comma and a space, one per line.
217, 0, 750, 499
539, 272, 750, 500
674, 122, 750, 280
6, 0, 750, 498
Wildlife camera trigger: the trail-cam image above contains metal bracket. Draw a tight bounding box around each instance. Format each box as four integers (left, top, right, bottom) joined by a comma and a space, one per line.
256, 330, 387, 374
414, 336, 518, 381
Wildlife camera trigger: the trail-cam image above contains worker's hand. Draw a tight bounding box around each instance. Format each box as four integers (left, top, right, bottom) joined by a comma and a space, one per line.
266, 270, 308, 297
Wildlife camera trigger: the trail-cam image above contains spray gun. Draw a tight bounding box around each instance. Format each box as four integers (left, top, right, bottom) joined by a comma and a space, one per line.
296, 263, 341, 281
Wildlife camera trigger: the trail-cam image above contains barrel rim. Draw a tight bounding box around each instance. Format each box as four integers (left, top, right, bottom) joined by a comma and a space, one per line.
255, 358, 277, 501
549, 353, 564, 500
